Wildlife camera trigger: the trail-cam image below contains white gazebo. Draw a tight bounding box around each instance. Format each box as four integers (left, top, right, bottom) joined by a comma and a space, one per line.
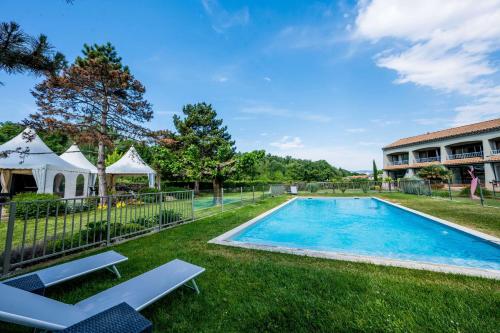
60, 144, 98, 194
0, 128, 93, 198
105, 146, 157, 189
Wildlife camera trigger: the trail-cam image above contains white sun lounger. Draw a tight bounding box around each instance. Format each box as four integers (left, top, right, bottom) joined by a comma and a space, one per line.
0, 259, 205, 332
2, 250, 127, 294
289, 186, 298, 195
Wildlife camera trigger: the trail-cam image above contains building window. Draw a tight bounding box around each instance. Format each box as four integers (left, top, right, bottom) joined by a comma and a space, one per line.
75, 174, 85, 197
53, 173, 65, 197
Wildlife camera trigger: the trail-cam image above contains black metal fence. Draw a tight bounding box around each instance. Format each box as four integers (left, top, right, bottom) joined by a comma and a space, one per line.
0, 190, 193, 276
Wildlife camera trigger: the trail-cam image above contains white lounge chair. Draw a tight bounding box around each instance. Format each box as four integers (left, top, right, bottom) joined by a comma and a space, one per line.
0, 259, 205, 332
2, 250, 127, 294
289, 186, 298, 195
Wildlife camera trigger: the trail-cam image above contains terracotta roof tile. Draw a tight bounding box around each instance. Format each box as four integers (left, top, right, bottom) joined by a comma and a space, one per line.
410, 161, 440, 168
443, 157, 484, 165
383, 164, 410, 171
485, 154, 500, 162
383, 118, 500, 149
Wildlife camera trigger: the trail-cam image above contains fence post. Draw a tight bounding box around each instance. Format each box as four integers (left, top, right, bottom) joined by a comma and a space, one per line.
2, 202, 16, 275
447, 180, 452, 200
106, 195, 112, 246
252, 186, 255, 202
240, 186, 243, 205
389, 181, 392, 192
191, 190, 195, 221
478, 182, 484, 207
492, 183, 496, 198
159, 192, 163, 227
221, 187, 224, 212
427, 180, 432, 196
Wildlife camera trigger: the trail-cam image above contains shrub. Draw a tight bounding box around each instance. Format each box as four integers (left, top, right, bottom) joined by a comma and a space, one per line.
338, 182, 349, 193
459, 185, 491, 197
138, 187, 160, 194
132, 209, 184, 227
12, 193, 66, 219
137, 187, 161, 203
306, 183, 320, 193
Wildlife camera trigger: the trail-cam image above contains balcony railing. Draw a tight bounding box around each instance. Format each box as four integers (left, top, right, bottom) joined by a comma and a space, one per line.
390, 160, 409, 166
415, 156, 440, 163
491, 149, 500, 155
448, 151, 483, 160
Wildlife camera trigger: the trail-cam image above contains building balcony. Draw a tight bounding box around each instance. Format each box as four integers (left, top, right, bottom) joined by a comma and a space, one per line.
492, 149, 500, 155
389, 160, 409, 166
448, 151, 483, 160
415, 156, 440, 163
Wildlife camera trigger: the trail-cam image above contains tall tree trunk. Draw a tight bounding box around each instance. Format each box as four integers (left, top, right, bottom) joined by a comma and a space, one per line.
98, 98, 108, 201
194, 180, 200, 195
97, 140, 107, 200
213, 177, 223, 205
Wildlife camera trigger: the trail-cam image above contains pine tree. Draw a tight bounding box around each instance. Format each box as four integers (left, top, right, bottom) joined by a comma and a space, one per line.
29, 43, 153, 197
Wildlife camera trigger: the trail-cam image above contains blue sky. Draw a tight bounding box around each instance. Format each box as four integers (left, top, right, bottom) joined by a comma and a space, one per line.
1, 0, 499, 170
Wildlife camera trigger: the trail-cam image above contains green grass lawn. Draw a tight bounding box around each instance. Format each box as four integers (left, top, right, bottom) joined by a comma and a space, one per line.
1, 194, 499, 332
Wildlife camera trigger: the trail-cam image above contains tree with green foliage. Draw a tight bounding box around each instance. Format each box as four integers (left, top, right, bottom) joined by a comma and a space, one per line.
373, 160, 379, 181
105, 148, 123, 166
0, 22, 66, 84
417, 164, 452, 181
173, 103, 235, 201
29, 43, 153, 197
236, 150, 265, 180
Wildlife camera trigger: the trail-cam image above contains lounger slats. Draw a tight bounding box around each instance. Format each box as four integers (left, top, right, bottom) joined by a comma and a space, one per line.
76, 259, 205, 317
36, 250, 127, 286
3, 250, 127, 289
60, 303, 152, 333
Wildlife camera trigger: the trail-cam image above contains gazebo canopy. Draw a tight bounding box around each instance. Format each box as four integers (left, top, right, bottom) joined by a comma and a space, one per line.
60, 144, 98, 173
0, 128, 91, 196
106, 146, 156, 188
60, 144, 98, 188
0, 128, 85, 172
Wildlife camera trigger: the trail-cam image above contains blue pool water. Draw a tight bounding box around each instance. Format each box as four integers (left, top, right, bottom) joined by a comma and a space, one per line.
230, 198, 500, 271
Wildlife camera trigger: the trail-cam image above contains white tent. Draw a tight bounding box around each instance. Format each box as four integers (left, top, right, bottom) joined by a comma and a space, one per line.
106, 146, 157, 188
60, 144, 98, 190
0, 128, 92, 198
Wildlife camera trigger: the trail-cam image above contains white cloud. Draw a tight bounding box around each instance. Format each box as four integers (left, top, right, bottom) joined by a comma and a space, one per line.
241, 105, 332, 122
370, 119, 400, 126
270, 136, 304, 149
214, 75, 228, 83
201, 0, 249, 33
346, 128, 366, 133
355, 0, 500, 124
274, 24, 340, 49
263, 77, 272, 82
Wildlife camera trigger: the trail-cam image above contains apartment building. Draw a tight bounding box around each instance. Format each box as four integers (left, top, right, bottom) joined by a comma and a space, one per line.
382, 118, 500, 189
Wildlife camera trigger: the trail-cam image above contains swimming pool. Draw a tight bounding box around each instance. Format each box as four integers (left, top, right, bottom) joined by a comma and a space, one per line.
210, 197, 500, 278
